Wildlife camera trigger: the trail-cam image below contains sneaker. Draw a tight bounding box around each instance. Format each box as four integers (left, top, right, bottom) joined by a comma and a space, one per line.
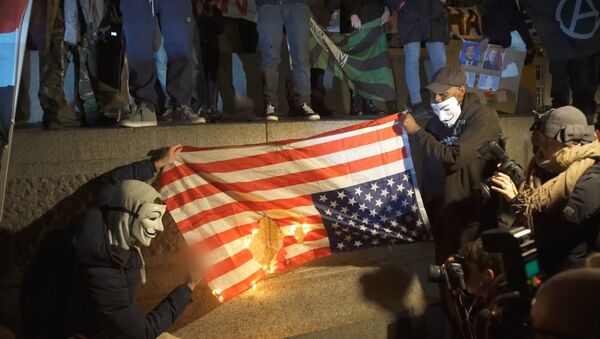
172, 105, 206, 124
299, 103, 320, 121
265, 103, 279, 121
120, 103, 157, 127
160, 106, 174, 122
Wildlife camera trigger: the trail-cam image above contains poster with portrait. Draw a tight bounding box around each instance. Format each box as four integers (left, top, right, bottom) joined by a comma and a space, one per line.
460, 41, 480, 66
454, 39, 527, 113
482, 45, 505, 71
465, 72, 477, 88
478, 74, 500, 91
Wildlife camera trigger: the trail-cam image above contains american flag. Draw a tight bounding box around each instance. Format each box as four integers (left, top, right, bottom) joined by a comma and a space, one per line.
158, 114, 430, 301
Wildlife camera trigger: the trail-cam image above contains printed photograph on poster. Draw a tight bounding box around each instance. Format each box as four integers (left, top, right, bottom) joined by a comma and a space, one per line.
482, 45, 504, 71
460, 41, 480, 66
478, 74, 500, 91
466, 72, 477, 87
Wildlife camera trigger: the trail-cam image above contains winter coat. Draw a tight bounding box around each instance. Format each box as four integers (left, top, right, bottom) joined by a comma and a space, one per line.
386, 0, 449, 46
479, 0, 533, 49
527, 161, 600, 276
416, 93, 501, 261
20, 160, 192, 339
339, 0, 387, 34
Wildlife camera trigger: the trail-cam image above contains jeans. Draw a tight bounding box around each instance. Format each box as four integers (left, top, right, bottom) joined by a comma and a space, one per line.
121, 0, 193, 110
257, 3, 312, 109
404, 41, 446, 105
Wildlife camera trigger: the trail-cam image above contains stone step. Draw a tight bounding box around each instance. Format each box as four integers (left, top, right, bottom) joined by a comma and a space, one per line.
151, 243, 436, 339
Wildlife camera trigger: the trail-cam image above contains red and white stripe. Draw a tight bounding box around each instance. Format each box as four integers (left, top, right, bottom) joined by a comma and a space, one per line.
159, 114, 410, 301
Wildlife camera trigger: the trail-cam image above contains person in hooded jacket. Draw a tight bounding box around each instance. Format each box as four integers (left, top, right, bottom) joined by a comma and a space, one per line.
20, 144, 202, 339
401, 65, 501, 264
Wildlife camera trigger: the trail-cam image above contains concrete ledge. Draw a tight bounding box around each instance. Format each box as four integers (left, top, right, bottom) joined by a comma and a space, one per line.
4, 116, 534, 232
11, 123, 268, 179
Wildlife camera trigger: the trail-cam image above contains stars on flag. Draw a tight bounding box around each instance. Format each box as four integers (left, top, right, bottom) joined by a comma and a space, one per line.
312, 171, 428, 253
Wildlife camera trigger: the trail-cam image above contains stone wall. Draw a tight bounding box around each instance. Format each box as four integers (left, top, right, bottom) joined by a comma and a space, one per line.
0, 117, 534, 338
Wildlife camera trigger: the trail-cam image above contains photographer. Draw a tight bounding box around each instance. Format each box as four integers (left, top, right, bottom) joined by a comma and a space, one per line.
491, 106, 600, 277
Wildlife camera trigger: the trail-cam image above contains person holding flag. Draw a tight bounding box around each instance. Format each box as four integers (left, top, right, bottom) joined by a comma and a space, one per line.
20, 145, 203, 338
340, 0, 391, 116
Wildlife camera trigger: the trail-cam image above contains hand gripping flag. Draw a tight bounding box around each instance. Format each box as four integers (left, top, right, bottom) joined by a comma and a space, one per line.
158, 114, 430, 302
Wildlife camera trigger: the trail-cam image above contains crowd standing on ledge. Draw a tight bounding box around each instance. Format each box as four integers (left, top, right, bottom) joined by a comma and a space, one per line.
25, 0, 600, 130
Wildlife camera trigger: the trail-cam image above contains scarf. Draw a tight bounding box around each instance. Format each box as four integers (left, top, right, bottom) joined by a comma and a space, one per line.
515, 140, 600, 219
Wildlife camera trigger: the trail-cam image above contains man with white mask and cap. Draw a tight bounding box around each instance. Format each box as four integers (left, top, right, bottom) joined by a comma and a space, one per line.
401, 65, 502, 337
401, 65, 502, 266
20, 144, 203, 338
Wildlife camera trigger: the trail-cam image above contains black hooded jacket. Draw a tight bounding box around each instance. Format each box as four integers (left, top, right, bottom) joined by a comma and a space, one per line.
20, 160, 192, 339
416, 93, 501, 261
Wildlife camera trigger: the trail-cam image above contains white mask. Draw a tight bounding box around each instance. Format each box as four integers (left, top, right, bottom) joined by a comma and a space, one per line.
430, 96, 462, 127
131, 202, 166, 247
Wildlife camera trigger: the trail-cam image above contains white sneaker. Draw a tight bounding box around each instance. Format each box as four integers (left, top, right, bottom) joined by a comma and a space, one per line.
265, 103, 279, 121
300, 103, 320, 121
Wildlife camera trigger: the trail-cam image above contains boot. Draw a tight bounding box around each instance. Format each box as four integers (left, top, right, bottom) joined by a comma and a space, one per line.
350, 91, 363, 115
363, 99, 385, 115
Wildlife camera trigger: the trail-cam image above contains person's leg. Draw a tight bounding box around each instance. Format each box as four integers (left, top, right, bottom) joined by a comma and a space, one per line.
120, 0, 158, 110
283, 3, 312, 108
38, 5, 69, 129
549, 60, 571, 109
156, 0, 193, 107
403, 42, 422, 105
425, 42, 447, 80
76, 43, 100, 126
570, 54, 599, 122
257, 4, 284, 112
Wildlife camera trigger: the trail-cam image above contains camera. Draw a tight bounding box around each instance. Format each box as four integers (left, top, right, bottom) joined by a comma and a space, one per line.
476, 140, 525, 200
481, 227, 542, 298
476, 227, 542, 338
428, 256, 467, 291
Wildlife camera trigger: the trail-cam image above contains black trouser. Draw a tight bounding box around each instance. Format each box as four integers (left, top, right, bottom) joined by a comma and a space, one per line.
550, 53, 600, 120
121, 0, 193, 110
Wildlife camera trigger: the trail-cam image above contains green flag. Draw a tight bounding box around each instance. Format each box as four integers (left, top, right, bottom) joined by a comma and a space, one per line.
309, 18, 396, 102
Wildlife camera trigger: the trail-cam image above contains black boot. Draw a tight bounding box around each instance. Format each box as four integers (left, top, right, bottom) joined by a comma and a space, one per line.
363, 99, 385, 115
350, 91, 363, 115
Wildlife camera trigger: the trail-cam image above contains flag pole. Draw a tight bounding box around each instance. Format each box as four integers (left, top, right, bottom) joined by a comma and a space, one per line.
0, 0, 32, 222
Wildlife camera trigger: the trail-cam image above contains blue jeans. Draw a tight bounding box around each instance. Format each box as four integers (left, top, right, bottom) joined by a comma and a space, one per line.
257, 3, 311, 109
121, 0, 193, 109
404, 42, 446, 105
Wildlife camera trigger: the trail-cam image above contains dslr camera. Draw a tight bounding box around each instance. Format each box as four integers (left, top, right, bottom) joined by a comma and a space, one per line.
428, 256, 466, 292
476, 140, 525, 200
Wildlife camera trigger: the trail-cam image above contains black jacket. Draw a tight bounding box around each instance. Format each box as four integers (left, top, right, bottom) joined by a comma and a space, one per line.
530, 161, 600, 276
20, 160, 192, 339
479, 0, 533, 49
416, 93, 501, 261
339, 0, 387, 34
386, 0, 448, 45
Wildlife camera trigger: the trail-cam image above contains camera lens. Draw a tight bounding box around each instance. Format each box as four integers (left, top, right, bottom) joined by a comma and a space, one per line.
427, 264, 443, 282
